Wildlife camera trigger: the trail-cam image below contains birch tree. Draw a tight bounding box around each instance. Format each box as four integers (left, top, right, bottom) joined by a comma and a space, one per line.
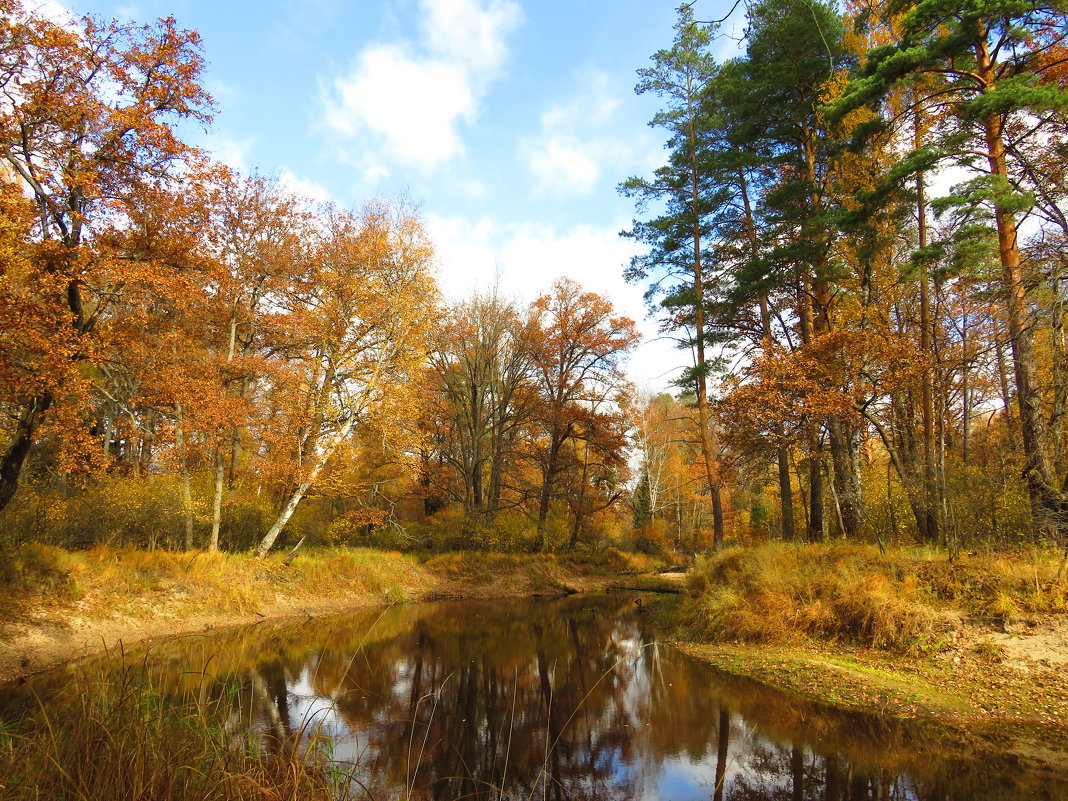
253, 200, 436, 558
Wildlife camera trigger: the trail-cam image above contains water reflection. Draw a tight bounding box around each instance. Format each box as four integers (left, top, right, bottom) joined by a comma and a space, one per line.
4, 595, 1066, 800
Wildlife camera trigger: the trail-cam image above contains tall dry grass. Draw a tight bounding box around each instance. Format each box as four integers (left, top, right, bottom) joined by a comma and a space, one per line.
679, 543, 1068, 653
0, 667, 354, 800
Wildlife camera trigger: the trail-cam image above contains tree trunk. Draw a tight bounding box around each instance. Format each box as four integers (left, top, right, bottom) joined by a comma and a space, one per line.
828, 417, 862, 539
744, 170, 795, 543
209, 449, 223, 552
1051, 291, 1067, 478
536, 434, 563, 551
568, 440, 592, 550
994, 318, 1020, 453
798, 280, 824, 542
710, 483, 725, 549
686, 88, 725, 551
254, 415, 355, 559
917, 161, 941, 543
977, 35, 1060, 535
0, 394, 52, 514
962, 311, 972, 465
228, 376, 249, 489
714, 705, 729, 801
176, 403, 195, 550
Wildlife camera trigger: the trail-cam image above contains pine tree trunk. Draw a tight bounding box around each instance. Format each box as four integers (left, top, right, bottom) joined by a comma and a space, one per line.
977, 36, 1059, 534
688, 100, 724, 550
917, 166, 941, 543
962, 312, 972, 465
745, 173, 795, 543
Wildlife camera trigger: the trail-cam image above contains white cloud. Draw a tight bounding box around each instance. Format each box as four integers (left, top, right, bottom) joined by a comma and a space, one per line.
319, 0, 522, 178
522, 71, 651, 197
279, 168, 332, 204
205, 134, 255, 172
526, 135, 602, 195
422, 0, 520, 72
27, 0, 77, 27
427, 213, 686, 391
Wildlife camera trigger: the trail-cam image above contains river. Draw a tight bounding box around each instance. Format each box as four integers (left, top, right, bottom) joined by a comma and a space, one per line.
3, 593, 1066, 800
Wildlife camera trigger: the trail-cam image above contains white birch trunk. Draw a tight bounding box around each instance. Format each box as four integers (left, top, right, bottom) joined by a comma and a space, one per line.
254, 414, 355, 558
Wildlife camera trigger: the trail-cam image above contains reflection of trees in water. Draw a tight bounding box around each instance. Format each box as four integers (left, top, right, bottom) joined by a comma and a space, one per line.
302, 597, 701, 800
725, 734, 1065, 801
9, 595, 1068, 801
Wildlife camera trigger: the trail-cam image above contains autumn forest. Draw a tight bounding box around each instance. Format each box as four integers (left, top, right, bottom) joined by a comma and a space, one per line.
2, 0, 1068, 797
1, 0, 1067, 561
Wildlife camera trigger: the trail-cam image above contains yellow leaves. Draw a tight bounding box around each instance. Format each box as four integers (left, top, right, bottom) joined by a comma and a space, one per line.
718, 329, 927, 452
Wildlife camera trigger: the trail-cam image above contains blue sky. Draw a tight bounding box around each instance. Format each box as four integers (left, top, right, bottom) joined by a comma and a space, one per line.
53, 0, 744, 391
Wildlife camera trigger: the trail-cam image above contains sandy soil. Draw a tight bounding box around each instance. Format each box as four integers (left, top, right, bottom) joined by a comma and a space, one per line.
680, 611, 1068, 758
978, 615, 1068, 667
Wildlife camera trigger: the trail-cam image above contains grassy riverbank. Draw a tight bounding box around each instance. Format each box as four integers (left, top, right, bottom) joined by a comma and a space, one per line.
0, 544, 655, 682
678, 542, 1068, 652
672, 542, 1068, 760
0, 668, 348, 801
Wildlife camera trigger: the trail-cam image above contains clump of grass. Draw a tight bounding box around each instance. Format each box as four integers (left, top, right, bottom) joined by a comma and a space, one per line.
0, 543, 79, 598
681, 543, 1068, 653
0, 544, 81, 635
973, 638, 1008, 664
914, 551, 1068, 616
679, 544, 952, 653
560, 547, 658, 576
0, 668, 350, 800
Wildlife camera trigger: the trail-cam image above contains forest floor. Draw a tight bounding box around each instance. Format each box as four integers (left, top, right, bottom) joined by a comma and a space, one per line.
0, 545, 667, 683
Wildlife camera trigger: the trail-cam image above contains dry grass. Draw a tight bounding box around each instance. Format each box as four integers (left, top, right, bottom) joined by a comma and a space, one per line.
421, 551, 573, 595
0, 544, 433, 633
0, 544, 650, 649
420, 548, 657, 597
0, 667, 350, 800
679, 543, 1068, 653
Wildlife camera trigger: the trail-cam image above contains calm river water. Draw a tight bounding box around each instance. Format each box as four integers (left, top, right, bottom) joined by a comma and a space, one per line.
4, 594, 1067, 800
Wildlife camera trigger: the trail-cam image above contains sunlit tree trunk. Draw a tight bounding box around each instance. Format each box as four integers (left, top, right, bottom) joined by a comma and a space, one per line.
176, 403, 195, 550
976, 35, 1059, 532
254, 415, 356, 559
